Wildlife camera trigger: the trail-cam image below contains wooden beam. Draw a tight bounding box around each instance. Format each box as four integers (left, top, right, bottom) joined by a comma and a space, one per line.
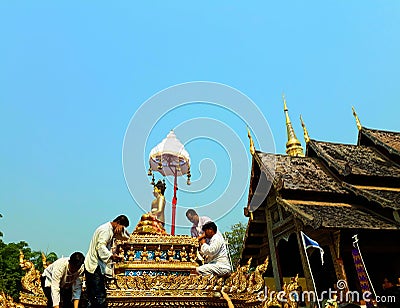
266, 206, 282, 290
244, 242, 268, 249
249, 232, 266, 237
250, 219, 267, 224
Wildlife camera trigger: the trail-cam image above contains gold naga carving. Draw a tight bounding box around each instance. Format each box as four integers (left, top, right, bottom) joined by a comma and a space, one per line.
260, 274, 300, 308
19, 251, 44, 296
106, 257, 270, 304
18, 251, 48, 308
1, 291, 24, 308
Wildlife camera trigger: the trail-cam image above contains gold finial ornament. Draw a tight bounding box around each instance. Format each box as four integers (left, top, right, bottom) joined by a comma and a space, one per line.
247, 126, 255, 155
352, 106, 362, 131
283, 94, 304, 157
300, 115, 310, 144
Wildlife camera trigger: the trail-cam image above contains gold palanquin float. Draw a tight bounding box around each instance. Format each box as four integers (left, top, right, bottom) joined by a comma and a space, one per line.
104, 214, 269, 307
16, 222, 302, 308
15, 215, 278, 308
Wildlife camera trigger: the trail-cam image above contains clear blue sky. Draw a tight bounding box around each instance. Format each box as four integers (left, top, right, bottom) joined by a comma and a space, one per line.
1, 1, 399, 257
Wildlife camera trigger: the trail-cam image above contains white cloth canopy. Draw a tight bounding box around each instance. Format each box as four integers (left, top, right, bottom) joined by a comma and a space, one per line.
149, 130, 190, 176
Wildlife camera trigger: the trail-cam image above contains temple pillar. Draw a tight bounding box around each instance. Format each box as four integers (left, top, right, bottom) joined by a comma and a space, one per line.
328, 231, 348, 283
266, 206, 282, 290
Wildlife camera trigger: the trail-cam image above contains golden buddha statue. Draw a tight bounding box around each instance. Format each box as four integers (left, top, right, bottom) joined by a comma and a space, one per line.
150, 180, 166, 225
133, 180, 167, 235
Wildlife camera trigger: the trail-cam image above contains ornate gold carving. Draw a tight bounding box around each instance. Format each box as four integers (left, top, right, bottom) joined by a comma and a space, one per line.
140, 247, 148, 261
352, 106, 362, 131
127, 246, 135, 261
167, 245, 174, 261
247, 257, 269, 293
116, 234, 198, 246
16, 232, 269, 307
300, 115, 310, 144
247, 127, 256, 156
283, 94, 304, 157
1, 291, 25, 308
154, 246, 161, 262
180, 246, 187, 262
19, 251, 44, 296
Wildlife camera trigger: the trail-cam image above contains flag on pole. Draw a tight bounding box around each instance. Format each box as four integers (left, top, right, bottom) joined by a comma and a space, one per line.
301, 231, 324, 265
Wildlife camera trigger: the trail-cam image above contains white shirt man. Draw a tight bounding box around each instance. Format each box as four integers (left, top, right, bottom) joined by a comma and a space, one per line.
186, 209, 211, 238
84, 222, 116, 278
196, 221, 231, 276
41, 252, 84, 308
84, 215, 130, 308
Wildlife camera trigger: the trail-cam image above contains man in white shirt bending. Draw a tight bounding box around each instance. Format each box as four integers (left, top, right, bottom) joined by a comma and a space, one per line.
196, 221, 232, 276
84, 215, 130, 308
41, 252, 84, 308
186, 209, 211, 239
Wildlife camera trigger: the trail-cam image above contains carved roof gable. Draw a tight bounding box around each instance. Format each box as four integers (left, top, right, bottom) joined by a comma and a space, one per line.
278, 198, 399, 230
361, 127, 400, 155
309, 140, 400, 178
256, 152, 348, 194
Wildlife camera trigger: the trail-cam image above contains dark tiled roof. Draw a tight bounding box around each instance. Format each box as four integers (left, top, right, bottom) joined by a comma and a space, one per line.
362, 127, 400, 153
348, 186, 400, 210
256, 152, 349, 194
309, 140, 400, 178
278, 198, 399, 230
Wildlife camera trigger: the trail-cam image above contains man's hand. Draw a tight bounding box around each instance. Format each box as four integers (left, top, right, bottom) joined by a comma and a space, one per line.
110, 254, 122, 262
197, 234, 206, 241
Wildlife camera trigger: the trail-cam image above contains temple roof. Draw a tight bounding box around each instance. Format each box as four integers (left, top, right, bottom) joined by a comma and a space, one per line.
344, 184, 400, 210
277, 198, 399, 230
256, 152, 349, 194
307, 140, 400, 179
360, 127, 400, 153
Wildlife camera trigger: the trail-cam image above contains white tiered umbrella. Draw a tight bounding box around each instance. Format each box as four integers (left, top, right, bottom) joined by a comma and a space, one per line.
148, 130, 191, 235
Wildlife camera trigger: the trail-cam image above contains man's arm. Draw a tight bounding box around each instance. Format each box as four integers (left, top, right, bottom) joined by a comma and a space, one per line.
95, 228, 113, 263
50, 261, 64, 308
190, 226, 197, 237
200, 236, 222, 258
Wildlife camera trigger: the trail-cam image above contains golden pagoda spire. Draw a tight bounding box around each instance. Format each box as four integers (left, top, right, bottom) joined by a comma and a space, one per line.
283, 93, 304, 157
352, 106, 362, 131
299, 115, 310, 144
247, 126, 255, 155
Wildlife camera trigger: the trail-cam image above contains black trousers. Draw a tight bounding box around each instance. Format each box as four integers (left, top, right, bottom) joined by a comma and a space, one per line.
40, 276, 74, 308
84, 266, 107, 308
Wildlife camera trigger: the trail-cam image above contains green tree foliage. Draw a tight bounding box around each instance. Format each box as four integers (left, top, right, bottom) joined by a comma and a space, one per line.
223, 221, 247, 268
0, 214, 58, 301
0, 240, 33, 301
0, 213, 3, 237
32, 251, 58, 273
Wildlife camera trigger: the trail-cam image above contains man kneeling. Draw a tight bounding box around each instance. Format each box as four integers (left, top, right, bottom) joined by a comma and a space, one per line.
196, 221, 231, 276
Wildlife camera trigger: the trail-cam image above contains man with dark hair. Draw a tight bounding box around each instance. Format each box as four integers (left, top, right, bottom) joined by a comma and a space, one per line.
84, 215, 130, 308
41, 252, 85, 308
185, 209, 211, 238
196, 221, 231, 276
